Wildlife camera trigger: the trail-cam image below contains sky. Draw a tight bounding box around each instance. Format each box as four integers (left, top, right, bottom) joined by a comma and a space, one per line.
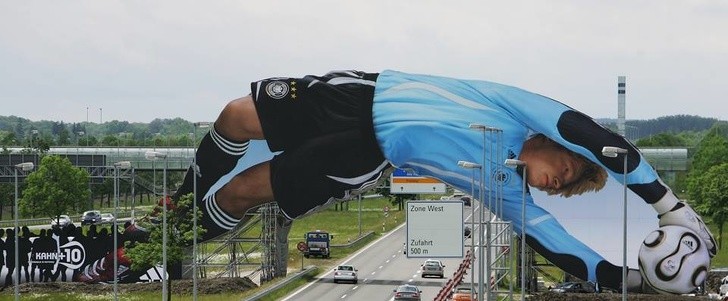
1, 1, 728, 124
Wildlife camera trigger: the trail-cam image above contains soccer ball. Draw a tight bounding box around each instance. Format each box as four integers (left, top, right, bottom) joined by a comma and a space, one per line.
638, 225, 710, 294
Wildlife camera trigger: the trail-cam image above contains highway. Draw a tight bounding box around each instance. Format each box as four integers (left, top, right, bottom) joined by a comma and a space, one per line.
282, 202, 487, 301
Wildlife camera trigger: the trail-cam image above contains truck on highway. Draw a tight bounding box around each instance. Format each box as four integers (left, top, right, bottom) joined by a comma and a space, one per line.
304, 230, 332, 258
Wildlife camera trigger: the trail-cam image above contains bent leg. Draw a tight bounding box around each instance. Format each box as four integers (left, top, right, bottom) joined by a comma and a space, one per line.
175, 95, 264, 203
169, 95, 270, 242
197, 161, 274, 241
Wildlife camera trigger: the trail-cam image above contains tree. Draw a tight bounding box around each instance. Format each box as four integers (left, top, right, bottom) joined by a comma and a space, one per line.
19, 155, 90, 220
1, 132, 17, 146
57, 126, 71, 145
690, 163, 728, 250
690, 129, 728, 174
125, 193, 205, 300
374, 185, 416, 211
0, 183, 13, 217
635, 132, 687, 147
687, 129, 728, 203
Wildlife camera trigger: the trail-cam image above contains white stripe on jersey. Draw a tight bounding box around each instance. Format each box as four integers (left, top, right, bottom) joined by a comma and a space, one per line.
383, 82, 496, 111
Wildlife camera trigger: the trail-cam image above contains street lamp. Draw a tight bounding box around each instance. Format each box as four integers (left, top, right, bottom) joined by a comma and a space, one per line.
505, 159, 527, 301
113, 161, 131, 301
469, 123, 501, 301
601, 146, 628, 301
458, 160, 481, 301
192, 121, 211, 301
145, 151, 169, 301
14, 162, 34, 301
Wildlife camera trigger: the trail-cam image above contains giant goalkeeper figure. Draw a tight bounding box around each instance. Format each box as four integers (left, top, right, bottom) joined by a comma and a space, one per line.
170, 70, 716, 292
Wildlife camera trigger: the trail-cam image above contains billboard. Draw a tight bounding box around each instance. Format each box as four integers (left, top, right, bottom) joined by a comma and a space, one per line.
390, 168, 446, 194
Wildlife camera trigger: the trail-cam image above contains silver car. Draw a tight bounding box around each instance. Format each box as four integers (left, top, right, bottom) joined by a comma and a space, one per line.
333, 265, 358, 283
50, 215, 73, 229
421, 259, 445, 278
393, 284, 422, 301
100, 213, 116, 224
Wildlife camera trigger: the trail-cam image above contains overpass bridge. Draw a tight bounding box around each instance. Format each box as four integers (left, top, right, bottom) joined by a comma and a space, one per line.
0, 146, 194, 184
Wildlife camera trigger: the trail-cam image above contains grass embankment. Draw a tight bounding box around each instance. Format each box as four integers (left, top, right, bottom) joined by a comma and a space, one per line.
0, 197, 406, 301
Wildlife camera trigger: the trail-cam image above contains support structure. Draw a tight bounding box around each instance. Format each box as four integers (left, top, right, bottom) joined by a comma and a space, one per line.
189, 203, 289, 284
488, 220, 514, 301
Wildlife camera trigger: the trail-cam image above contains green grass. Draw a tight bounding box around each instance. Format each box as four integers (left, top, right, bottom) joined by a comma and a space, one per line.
707, 222, 727, 267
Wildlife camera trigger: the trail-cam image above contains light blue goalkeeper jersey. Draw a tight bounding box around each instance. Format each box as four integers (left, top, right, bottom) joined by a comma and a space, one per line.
371, 69, 670, 288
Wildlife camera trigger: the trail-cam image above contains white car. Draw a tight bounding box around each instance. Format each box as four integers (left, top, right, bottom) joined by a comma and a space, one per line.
333, 265, 358, 284
100, 213, 116, 224
421, 259, 445, 278
50, 215, 73, 229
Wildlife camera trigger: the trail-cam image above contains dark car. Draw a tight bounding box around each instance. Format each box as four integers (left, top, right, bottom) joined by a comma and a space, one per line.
549, 281, 596, 293
393, 284, 422, 301
81, 210, 102, 225
461, 196, 471, 206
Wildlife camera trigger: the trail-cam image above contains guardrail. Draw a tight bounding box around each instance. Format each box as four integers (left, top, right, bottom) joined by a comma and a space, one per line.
0, 209, 146, 228
245, 265, 319, 301
434, 249, 473, 301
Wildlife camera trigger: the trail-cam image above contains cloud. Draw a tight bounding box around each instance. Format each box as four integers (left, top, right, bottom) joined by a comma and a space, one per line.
1, 1, 727, 122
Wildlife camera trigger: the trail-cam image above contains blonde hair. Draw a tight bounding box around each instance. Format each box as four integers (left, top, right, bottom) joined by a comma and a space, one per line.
535, 134, 608, 198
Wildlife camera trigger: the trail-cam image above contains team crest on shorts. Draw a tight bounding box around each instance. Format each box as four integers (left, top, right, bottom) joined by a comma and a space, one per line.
265, 81, 289, 99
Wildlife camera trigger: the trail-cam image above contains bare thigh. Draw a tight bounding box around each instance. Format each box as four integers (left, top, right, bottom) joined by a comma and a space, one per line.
215, 161, 274, 218
215, 95, 265, 141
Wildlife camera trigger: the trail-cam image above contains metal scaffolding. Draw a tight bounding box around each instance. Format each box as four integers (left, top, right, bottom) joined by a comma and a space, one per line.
189, 203, 289, 284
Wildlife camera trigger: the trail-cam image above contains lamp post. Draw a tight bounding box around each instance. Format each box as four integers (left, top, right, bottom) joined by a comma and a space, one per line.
602, 146, 628, 301
192, 121, 210, 301
505, 159, 527, 301
113, 161, 131, 301
458, 160, 481, 301
14, 162, 34, 301
130, 166, 136, 222
146, 151, 169, 301
469, 123, 501, 301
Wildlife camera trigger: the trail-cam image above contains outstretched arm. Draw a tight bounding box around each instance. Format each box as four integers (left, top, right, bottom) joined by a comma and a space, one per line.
475, 82, 716, 255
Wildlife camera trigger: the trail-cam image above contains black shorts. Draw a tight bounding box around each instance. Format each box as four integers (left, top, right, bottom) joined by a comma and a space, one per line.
250, 70, 391, 219
251, 70, 380, 151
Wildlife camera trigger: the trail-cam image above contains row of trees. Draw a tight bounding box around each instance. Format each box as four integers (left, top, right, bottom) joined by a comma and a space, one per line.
0, 116, 204, 150
685, 123, 728, 250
